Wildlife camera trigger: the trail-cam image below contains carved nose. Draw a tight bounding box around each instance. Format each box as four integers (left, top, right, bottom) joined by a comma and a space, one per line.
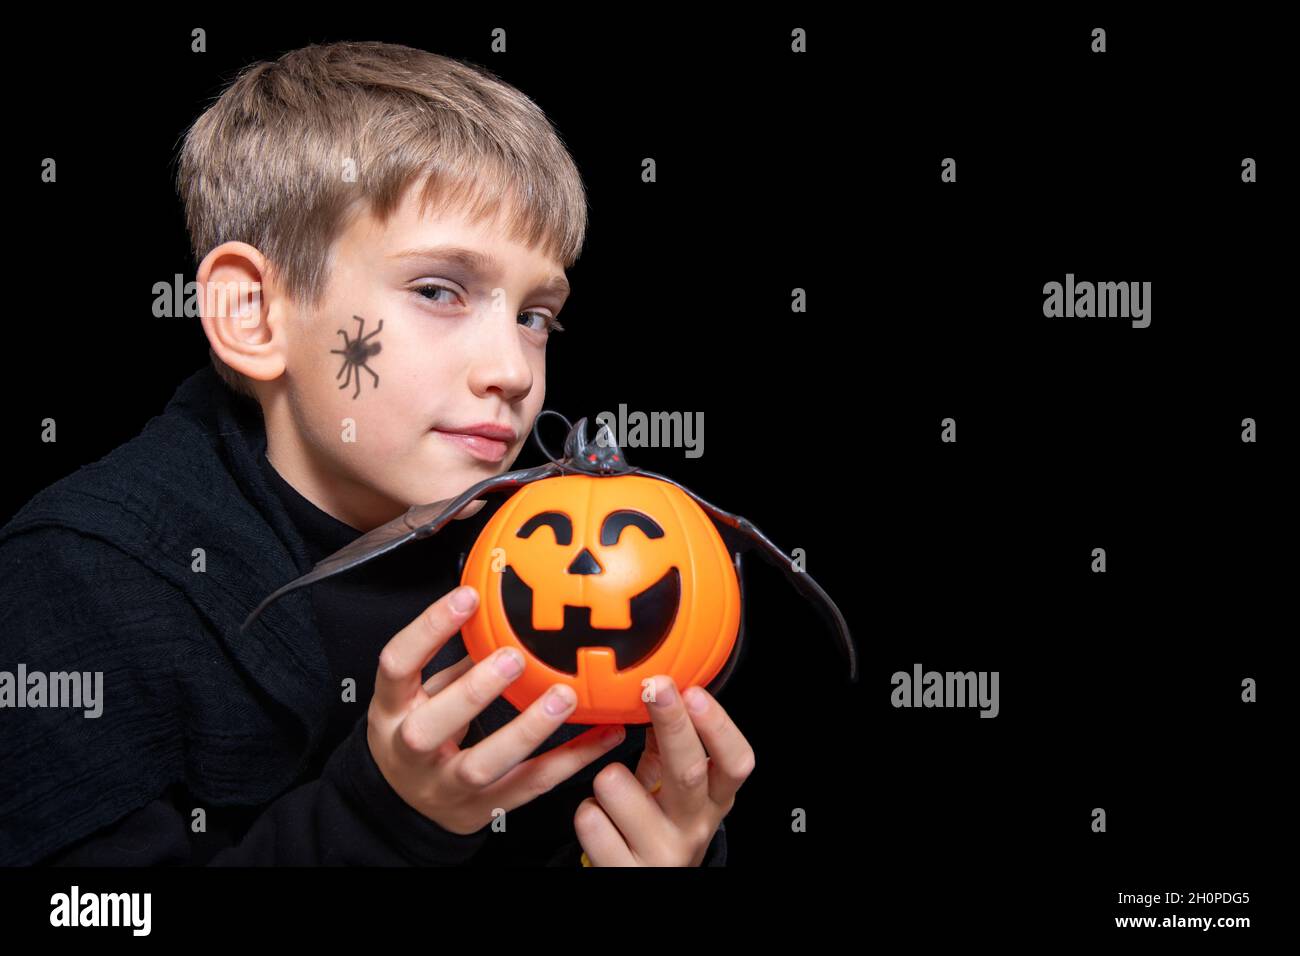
567, 548, 603, 575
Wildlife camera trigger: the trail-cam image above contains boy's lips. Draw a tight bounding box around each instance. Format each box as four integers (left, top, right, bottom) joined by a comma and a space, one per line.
437, 421, 518, 442
433, 426, 513, 463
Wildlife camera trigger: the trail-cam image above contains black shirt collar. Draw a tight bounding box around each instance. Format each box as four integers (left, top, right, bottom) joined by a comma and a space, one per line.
258, 452, 364, 563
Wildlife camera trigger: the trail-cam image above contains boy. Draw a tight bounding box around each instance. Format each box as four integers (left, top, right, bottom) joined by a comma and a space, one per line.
0, 41, 752, 866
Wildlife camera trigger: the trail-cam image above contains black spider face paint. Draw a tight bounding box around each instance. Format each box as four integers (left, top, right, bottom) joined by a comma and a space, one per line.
329, 314, 383, 398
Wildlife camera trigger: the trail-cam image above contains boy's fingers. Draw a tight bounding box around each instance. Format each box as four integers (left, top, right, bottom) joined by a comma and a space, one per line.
422, 659, 475, 745
573, 797, 637, 867
591, 763, 671, 857
396, 646, 524, 755
485, 724, 626, 811
634, 752, 663, 793
451, 683, 579, 786
680, 686, 755, 807
373, 586, 478, 715
644, 675, 711, 818
635, 726, 663, 791
422, 654, 474, 696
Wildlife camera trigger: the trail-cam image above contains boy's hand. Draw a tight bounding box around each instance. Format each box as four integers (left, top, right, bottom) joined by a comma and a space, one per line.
366, 585, 626, 835
574, 675, 754, 866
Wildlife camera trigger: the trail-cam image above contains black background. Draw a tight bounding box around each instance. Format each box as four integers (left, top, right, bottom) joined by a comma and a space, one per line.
3, 8, 1284, 942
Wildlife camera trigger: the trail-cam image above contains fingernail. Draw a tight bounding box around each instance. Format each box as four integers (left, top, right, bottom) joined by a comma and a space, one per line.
652, 676, 675, 707
450, 586, 478, 614
685, 687, 709, 714
544, 685, 575, 715
603, 725, 625, 744
494, 648, 523, 678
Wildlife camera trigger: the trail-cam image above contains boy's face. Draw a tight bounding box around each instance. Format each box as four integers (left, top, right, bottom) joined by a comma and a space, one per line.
262, 184, 570, 530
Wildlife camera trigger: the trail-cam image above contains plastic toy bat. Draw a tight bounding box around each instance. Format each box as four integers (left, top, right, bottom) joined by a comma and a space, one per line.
241, 411, 858, 691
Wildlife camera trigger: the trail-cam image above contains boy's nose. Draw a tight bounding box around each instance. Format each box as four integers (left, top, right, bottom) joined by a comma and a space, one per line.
466, 315, 536, 402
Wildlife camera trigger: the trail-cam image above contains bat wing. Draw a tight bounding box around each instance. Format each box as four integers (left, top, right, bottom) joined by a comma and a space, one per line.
703, 550, 748, 697
241, 461, 562, 633
634, 469, 858, 682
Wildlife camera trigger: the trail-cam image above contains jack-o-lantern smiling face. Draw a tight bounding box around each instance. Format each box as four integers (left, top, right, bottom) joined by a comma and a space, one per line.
503, 509, 681, 674
460, 474, 741, 724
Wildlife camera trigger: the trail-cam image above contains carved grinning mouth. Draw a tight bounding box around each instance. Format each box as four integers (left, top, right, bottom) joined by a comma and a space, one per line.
501, 565, 681, 674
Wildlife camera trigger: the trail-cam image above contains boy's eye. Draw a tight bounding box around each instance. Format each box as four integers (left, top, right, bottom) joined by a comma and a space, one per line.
414, 283, 459, 306
412, 283, 564, 335
519, 310, 565, 335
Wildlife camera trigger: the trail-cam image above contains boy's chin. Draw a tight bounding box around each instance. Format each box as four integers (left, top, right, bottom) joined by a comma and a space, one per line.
450, 499, 488, 520
403, 451, 512, 516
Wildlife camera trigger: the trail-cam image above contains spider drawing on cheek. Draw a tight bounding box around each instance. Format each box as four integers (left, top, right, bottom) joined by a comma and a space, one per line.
330, 314, 383, 399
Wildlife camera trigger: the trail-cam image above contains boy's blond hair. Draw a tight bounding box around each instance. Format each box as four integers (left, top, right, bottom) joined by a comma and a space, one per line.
176, 41, 588, 399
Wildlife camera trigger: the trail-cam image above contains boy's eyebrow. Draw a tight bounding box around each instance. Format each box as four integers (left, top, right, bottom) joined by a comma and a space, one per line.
389, 244, 570, 296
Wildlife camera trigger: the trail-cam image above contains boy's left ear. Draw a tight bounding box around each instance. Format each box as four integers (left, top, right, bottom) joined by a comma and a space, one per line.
197, 240, 287, 386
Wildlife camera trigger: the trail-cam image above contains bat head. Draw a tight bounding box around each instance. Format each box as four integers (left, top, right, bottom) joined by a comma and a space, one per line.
556, 416, 638, 476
